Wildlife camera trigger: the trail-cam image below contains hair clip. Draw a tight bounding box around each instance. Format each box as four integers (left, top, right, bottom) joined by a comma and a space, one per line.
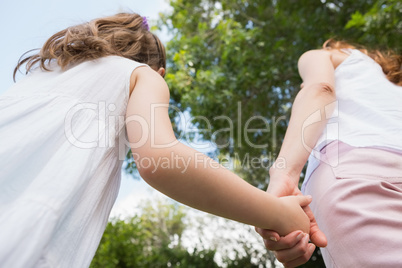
142, 16, 150, 31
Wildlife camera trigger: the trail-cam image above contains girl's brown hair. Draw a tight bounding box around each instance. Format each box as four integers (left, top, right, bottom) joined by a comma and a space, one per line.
323, 39, 402, 86
14, 13, 166, 80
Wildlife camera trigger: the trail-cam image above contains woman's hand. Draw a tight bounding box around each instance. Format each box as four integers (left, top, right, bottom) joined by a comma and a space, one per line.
255, 168, 327, 267
255, 228, 315, 268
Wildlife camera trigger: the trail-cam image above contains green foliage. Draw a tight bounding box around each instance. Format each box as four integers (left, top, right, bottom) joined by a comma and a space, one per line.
90, 217, 148, 267
156, 0, 401, 187
91, 199, 275, 267
90, 200, 218, 267
345, 0, 402, 50
125, 0, 400, 183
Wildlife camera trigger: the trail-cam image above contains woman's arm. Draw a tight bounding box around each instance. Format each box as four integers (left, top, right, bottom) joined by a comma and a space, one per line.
125, 66, 311, 236
270, 49, 337, 183
260, 49, 337, 266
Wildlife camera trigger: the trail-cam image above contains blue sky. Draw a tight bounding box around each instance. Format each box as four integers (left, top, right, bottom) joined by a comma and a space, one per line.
0, 0, 171, 215
0, 0, 170, 94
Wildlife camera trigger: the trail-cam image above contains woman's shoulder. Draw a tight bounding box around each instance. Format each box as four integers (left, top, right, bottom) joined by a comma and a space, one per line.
298, 49, 350, 70
327, 49, 352, 69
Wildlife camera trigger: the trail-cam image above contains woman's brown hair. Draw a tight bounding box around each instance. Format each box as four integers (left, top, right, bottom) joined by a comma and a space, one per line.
13, 13, 166, 80
323, 39, 402, 86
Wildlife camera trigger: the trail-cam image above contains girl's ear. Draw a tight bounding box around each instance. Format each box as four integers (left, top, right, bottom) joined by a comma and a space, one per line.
157, 67, 165, 78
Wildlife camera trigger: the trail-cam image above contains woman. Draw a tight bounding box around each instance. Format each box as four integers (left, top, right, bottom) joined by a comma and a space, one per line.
256, 40, 402, 267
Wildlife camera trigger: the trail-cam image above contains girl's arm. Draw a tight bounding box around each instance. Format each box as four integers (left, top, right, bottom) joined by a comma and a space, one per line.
125, 66, 310, 236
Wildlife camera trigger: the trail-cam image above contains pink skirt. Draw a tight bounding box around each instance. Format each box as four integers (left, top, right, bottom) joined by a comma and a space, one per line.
304, 141, 402, 268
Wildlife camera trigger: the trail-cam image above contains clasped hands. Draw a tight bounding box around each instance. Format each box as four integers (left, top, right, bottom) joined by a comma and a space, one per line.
255, 168, 328, 267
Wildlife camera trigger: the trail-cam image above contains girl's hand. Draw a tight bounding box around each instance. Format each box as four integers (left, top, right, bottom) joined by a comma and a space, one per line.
267, 168, 327, 247
276, 195, 311, 235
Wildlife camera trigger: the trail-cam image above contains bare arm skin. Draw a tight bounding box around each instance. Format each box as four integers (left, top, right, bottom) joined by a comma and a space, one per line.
257, 49, 347, 267
274, 49, 337, 181
125, 66, 311, 236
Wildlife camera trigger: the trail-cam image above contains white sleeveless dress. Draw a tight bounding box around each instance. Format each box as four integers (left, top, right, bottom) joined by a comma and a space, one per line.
0, 56, 147, 268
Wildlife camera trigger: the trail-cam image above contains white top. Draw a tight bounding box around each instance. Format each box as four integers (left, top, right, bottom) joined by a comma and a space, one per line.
0, 56, 147, 267
302, 49, 402, 192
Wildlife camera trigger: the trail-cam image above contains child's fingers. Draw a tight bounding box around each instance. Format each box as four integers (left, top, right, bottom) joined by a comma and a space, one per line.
296, 195, 312, 207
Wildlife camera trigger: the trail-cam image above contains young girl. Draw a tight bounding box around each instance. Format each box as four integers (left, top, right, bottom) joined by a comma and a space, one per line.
0, 13, 311, 268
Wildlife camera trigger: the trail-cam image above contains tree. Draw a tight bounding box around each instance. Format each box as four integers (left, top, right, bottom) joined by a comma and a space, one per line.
91, 198, 279, 267
90, 199, 218, 267
154, 0, 399, 188
345, 0, 402, 51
